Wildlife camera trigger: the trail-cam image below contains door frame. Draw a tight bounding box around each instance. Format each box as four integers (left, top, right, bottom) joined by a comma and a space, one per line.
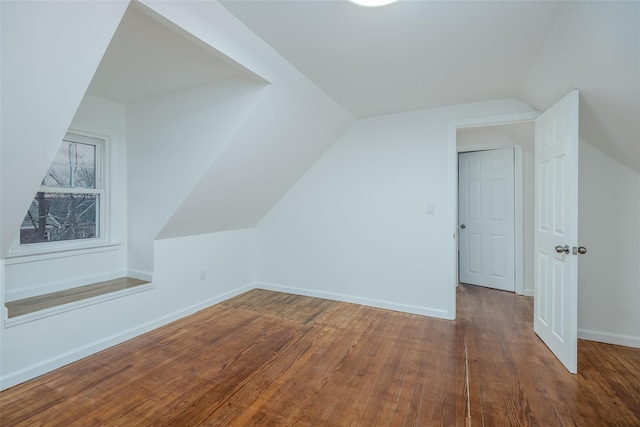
457, 145, 523, 294
447, 111, 540, 319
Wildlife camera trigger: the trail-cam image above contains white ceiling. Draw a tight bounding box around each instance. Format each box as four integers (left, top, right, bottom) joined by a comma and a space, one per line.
87, 4, 244, 105
221, 0, 640, 173
220, 0, 564, 118
85, 1, 639, 173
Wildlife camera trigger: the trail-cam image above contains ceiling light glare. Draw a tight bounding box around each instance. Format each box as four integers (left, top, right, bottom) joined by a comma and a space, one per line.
349, 0, 400, 7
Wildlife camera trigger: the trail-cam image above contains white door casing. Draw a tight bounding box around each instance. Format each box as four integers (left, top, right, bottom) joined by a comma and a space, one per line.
459, 148, 515, 292
448, 111, 540, 319
534, 90, 579, 374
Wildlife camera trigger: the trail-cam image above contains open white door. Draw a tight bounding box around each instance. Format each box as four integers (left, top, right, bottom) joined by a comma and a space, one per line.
534, 90, 580, 374
459, 148, 515, 292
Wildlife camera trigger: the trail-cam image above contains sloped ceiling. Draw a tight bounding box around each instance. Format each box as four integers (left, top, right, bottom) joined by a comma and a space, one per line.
107, 0, 353, 267
87, 3, 255, 105
221, 0, 563, 117
221, 0, 640, 173
518, 2, 640, 175
0, 0, 130, 256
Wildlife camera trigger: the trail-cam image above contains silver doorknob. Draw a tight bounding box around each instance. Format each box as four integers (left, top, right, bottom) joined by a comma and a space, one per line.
555, 245, 570, 254
460, 224, 466, 229
577, 246, 587, 254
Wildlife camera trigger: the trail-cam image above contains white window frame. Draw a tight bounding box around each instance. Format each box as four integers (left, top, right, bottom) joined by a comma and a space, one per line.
7, 126, 117, 259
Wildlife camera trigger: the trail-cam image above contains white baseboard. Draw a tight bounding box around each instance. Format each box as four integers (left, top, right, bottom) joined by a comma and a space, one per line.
126, 269, 154, 282
0, 283, 253, 391
578, 328, 640, 349
5, 277, 638, 391
523, 289, 534, 297
255, 282, 452, 320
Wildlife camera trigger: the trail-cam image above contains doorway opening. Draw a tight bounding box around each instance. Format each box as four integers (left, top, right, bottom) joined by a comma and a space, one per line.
455, 122, 534, 296
448, 91, 581, 374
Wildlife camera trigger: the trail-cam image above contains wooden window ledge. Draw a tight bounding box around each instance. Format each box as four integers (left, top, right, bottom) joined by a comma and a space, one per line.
5, 277, 152, 326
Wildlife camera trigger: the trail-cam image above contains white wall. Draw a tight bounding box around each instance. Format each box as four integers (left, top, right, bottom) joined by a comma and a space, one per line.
578, 142, 640, 347
0, 228, 255, 389
157, 77, 355, 241
256, 99, 536, 319
0, 0, 128, 256
4, 95, 128, 300
0, 0, 352, 389
1, 82, 264, 385
0, 2, 4, 373
0, 0, 4, 372
127, 78, 266, 275
129, 0, 353, 274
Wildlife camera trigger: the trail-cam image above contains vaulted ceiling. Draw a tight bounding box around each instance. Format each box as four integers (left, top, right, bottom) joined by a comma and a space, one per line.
221, 0, 639, 173
222, 0, 562, 117
86, 4, 255, 105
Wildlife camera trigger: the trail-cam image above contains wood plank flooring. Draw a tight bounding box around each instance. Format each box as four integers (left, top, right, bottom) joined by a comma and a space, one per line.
1, 284, 639, 426
5, 277, 150, 318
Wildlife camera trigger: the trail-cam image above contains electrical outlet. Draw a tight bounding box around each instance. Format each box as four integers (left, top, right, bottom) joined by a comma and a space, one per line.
199, 269, 206, 280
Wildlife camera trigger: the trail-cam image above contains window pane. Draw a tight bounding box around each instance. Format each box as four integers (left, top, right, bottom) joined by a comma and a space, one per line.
42, 141, 96, 189
20, 192, 98, 244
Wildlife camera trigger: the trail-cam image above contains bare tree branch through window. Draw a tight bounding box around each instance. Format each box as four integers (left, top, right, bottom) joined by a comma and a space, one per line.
20, 134, 104, 245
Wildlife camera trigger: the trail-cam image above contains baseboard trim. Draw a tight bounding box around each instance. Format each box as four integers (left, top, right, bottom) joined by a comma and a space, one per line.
0, 283, 253, 391
523, 289, 534, 297
255, 282, 452, 320
126, 269, 154, 283
5, 280, 638, 390
578, 328, 640, 349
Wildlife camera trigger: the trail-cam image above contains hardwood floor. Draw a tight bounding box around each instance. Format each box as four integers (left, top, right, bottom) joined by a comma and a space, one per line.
1, 285, 639, 426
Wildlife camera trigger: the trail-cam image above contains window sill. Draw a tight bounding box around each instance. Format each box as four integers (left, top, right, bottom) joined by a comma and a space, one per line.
5, 241, 121, 265
4, 277, 154, 327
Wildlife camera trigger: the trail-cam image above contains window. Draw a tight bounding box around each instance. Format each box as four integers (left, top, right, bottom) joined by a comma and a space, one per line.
18, 132, 108, 249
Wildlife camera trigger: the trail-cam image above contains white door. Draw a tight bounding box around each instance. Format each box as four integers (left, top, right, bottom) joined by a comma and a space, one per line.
534, 90, 580, 374
459, 148, 515, 292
